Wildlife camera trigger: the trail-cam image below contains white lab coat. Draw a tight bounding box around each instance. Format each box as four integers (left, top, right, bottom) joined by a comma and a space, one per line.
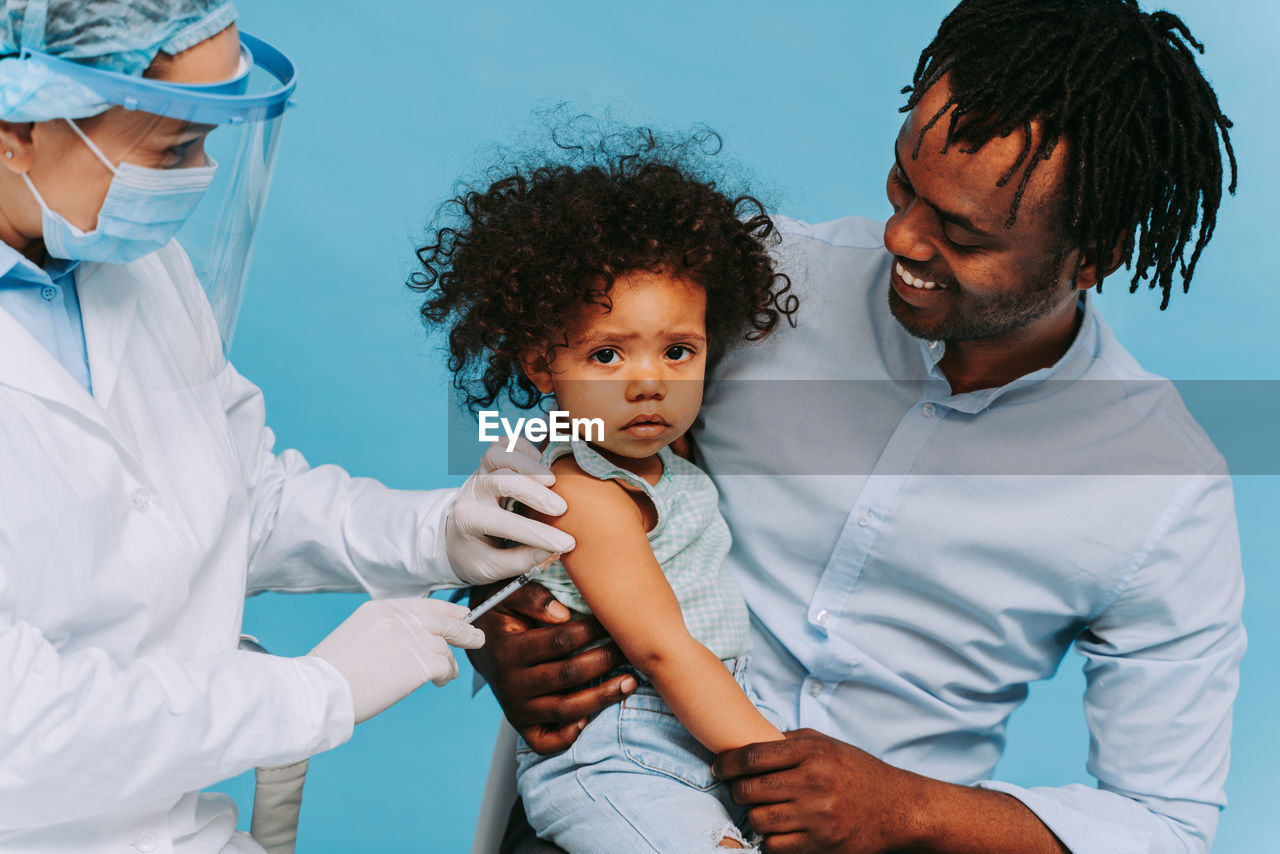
0, 244, 460, 853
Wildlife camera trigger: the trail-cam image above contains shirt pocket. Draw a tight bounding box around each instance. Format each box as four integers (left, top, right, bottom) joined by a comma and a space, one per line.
617, 690, 718, 791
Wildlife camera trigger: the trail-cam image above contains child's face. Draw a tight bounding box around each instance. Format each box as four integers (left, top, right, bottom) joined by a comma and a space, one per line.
525, 270, 707, 460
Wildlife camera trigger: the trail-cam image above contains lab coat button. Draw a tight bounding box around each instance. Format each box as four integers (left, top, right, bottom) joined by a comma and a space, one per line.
40, 285, 57, 301
809, 680, 824, 697
131, 488, 151, 513
922, 403, 937, 418
927, 340, 940, 350
814, 609, 830, 626
132, 832, 158, 852
856, 512, 871, 527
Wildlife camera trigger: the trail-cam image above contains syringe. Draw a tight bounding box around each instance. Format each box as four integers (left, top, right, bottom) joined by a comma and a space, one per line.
464, 551, 562, 624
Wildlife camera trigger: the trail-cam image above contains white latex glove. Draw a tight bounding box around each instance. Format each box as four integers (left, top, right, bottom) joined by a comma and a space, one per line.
446, 437, 577, 585
309, 598, 484, 724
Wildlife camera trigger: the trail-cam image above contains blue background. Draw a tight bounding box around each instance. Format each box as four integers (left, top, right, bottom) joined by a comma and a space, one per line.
216, 1, 1278, 850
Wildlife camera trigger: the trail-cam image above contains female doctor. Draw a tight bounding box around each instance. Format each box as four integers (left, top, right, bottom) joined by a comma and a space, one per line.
0, 2, 565, 851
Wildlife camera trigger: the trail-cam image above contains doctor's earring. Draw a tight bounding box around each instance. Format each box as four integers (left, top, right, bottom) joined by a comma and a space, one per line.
3, 152, 11, 160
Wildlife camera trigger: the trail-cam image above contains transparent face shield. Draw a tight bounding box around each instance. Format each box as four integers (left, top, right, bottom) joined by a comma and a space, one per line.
21, 33, 296, 354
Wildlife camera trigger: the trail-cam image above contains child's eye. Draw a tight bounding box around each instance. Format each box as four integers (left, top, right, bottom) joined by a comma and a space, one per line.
665, 345, 695, 362
590, 348, 619, 365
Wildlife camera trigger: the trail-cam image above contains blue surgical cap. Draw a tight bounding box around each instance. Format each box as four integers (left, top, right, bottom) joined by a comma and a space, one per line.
0, 0, 238, 121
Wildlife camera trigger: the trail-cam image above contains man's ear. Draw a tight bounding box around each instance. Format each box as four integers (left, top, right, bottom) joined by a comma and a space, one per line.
0, 121, 36, 174
1075, 232, 1131, 290
519, 350, 556, 395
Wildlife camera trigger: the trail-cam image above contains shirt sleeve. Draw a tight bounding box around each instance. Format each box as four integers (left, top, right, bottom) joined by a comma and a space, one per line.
976, 472, 1245, 854
0, 595, 354, 829
215, 361, 465, 596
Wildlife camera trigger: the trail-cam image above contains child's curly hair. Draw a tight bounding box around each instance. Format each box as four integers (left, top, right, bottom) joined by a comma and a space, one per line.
410, 121, 797, 412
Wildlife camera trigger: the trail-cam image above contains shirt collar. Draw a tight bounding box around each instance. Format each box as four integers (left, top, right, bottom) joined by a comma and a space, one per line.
0, 240, 79, 287
918, 293, 1099, 414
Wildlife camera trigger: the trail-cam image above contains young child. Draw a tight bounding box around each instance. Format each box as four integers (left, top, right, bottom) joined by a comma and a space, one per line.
413, 126, 798, 852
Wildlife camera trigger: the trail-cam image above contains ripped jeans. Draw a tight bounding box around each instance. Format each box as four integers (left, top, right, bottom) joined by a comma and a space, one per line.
515, 657, 779, 854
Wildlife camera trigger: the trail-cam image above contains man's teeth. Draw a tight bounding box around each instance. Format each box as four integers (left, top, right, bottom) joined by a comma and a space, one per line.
896, 262, 941, 290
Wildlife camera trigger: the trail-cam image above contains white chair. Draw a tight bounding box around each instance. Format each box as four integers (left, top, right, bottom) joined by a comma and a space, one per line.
470, 721, 519, 854
239, 635, 308, 854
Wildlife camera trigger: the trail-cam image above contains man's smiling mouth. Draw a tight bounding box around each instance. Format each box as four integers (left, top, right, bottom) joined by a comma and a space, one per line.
895, 261, 947, 290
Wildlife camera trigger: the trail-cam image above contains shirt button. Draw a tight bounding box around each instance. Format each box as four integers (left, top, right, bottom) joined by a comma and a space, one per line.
131, 488, 151, 513
40, 285, 57, 301
922, 402, 937, 418
856, 512, 871, 527
809, 680, 824, 697
927, 340, 940, 350
133, 832, 158, 852
814, 609, 830, 626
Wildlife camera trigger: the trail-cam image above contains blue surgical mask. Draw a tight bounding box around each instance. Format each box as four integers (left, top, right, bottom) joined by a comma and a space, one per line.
22, 118, 217, 264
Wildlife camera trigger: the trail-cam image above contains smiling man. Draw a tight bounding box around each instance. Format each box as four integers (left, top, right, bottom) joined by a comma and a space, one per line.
457, 1, 1244, 852
883, 78, 1104, 393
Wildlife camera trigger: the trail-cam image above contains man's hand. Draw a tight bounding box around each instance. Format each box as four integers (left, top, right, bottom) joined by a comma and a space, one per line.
466, 580, 637, 754
714, 729, 923, 853
714, 729, 1068, 854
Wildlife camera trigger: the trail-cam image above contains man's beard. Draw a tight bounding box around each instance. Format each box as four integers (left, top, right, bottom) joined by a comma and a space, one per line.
888, 268, 1070, 343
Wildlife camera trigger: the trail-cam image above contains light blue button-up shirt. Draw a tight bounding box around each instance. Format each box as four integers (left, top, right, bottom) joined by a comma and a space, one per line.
695, 216, 1244, 854
0, 242, 91, 391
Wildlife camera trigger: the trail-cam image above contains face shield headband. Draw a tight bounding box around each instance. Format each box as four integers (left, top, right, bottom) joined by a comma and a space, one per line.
18, 32, 295, 124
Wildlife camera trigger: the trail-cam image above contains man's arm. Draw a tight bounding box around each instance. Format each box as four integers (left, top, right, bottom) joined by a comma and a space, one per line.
715, 731, 1067, 853
973, 472, 1243, 854
717, 472, 1244, 854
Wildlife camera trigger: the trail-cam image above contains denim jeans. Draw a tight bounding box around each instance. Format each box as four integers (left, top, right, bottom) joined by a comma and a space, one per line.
515, 658, 779, 853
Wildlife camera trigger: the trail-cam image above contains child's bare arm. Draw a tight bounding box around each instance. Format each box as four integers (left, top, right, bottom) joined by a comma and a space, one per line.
528, 457, 782, 753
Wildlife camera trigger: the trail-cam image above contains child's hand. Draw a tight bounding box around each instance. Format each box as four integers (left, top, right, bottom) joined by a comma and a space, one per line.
445, 439, 577, 585
465, 580, 638, 754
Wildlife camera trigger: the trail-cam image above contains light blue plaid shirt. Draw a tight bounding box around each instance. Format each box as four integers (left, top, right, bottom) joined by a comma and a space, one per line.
694, 215, 1244, 854
538, 440, 751, 661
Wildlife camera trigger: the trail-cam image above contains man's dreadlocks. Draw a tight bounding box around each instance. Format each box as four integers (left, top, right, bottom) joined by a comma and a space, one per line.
904, 0, 1236, 309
